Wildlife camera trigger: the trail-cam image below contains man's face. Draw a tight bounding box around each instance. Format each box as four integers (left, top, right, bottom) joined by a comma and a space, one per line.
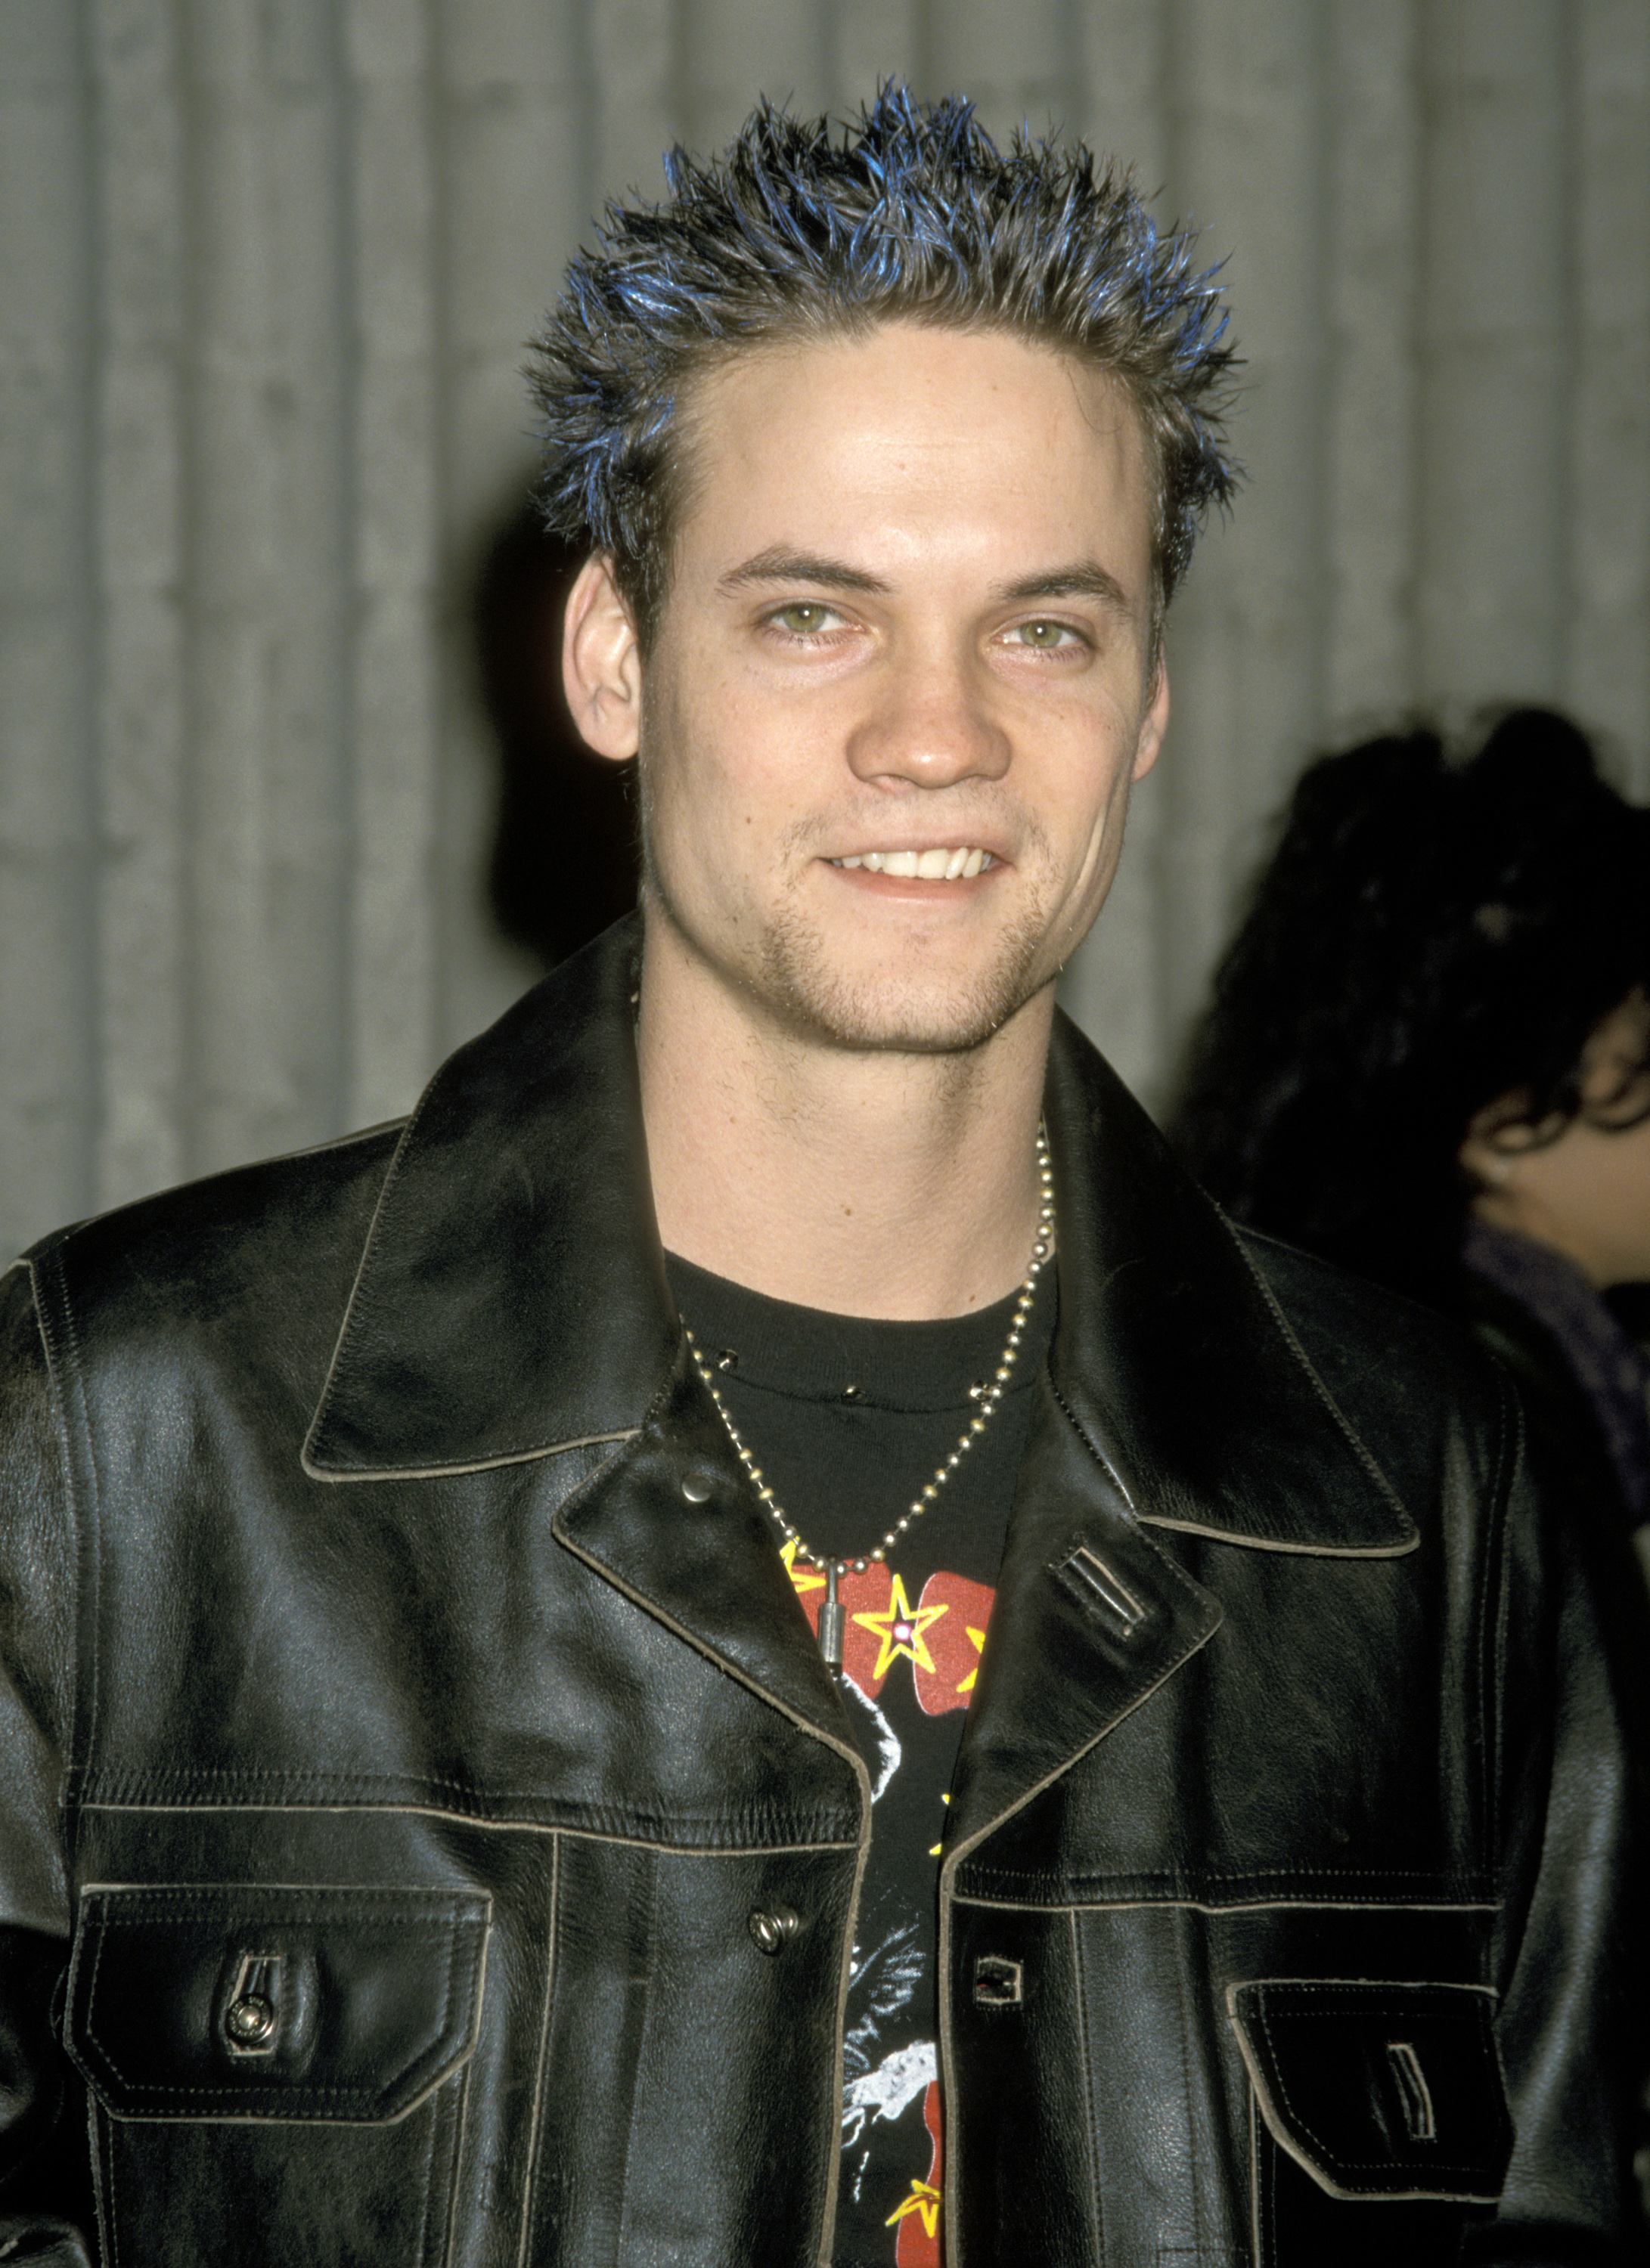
622, 321, 1168, 1055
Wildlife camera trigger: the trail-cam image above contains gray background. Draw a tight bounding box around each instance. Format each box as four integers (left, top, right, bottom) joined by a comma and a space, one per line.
5, 0, 1648, 1263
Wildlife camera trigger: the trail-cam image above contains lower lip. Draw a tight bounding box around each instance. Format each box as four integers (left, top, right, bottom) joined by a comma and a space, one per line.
825, 861, 1001, 896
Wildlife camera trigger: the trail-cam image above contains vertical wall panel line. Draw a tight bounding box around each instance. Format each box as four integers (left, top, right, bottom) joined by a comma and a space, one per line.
89, 0, 191, 1216
68, 0, 99, 1232
0, 0, 101, 1255
1416, 2, 1571, 711
345, 0, 442, 1129
1322, 0, 1425, 732
70, 0, 101, 1226
172, 0, 205, 1188
1555, 5, 1581, 725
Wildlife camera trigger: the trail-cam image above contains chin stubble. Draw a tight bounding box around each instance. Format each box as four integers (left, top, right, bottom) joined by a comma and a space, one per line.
750, 882, 1060, 1055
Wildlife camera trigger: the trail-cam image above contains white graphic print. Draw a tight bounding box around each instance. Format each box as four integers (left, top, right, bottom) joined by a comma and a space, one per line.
842, 2038, 938, 2146
840, 1675, 902, 1801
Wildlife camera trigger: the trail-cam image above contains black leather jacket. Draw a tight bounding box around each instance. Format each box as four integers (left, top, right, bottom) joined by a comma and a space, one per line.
0, 921, 1637, 2266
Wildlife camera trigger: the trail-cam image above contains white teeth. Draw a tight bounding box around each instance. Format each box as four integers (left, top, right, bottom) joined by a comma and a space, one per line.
833, 847, 994, 878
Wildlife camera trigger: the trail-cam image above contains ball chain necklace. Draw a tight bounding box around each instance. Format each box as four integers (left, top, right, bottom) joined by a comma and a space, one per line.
685, 1126, 1055, 1670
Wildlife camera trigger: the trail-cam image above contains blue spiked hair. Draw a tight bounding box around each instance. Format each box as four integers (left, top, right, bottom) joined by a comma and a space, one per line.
529, 86, 1238, 647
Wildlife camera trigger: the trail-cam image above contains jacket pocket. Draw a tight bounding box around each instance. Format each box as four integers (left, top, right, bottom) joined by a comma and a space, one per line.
1226, 1977, 1513, 2267
64, 1882, 489, 2268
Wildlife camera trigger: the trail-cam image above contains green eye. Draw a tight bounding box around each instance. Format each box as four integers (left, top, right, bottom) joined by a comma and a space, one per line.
773, 603, 831, 633
1018, 619, 1066, 647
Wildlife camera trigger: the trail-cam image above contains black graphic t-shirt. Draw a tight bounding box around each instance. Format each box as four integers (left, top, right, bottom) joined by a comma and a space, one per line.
666, 1255, 1056, 2268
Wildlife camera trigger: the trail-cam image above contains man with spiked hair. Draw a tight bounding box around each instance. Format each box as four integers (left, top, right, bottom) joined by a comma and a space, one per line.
0, 88, 1636, 2268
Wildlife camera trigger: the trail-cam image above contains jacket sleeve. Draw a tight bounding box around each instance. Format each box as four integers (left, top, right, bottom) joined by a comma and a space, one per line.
0, 1259, 96, 2260
1473, 1387, 1647, 2263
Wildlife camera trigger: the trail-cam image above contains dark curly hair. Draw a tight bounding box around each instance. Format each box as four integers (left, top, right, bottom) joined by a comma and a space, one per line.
1170, 708, 1650, 1303
527, 85, 1238, 651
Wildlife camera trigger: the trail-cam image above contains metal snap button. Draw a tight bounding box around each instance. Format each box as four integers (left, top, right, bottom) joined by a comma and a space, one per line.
225, 1993, 278, 2046
748, 1905, 799, 1954
681, 1471, 714, 1504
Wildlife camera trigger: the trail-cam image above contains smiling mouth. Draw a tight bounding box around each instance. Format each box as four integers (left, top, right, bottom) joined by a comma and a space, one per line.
830, 847, 995, 879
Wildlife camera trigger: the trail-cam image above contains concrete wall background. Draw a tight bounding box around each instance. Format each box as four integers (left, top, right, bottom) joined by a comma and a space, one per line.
3, 0, 1648, 1260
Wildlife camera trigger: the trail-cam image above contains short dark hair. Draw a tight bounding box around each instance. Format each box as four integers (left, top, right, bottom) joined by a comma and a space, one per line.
1171, 708, 1650, 1301
529, 85, 1238, 649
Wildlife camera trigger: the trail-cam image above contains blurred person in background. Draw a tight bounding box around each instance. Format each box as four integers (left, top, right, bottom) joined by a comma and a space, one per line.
1173, 708, 1650, 1581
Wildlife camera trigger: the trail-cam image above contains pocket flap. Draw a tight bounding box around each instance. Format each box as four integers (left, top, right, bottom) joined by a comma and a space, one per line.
65, 1883, 490, 2123
1225, 1978, 1512, 2202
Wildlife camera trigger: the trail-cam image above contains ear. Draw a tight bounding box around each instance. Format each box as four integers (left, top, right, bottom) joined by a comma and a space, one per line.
563, 554, 643, 761
1130, 653, 1171, 783
1458, 1123, 1524, 1245
1458, 1132, 1515, 1191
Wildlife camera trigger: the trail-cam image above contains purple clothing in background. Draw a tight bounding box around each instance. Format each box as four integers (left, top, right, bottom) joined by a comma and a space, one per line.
1462, 1219, 1650, 1525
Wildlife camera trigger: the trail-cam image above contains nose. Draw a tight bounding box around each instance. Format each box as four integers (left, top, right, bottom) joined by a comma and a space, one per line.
845, 646, 1011, 789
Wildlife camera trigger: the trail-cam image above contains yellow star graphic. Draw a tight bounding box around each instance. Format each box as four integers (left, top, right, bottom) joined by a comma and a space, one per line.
780, 1536, 826, 1598
929, 1790, 951, 1857
886, 2180, 941, 2238
955, 1623, 987, 1696
852, 1572, 948, 1682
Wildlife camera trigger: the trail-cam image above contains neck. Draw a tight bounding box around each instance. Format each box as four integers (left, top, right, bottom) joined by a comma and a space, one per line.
636, 925, 1054, 1322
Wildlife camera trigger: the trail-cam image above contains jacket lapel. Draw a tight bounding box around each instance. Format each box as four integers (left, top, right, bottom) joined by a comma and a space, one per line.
552, 1345, 857, 1756
946, 1013, 1418, 1848
1038, 1016, 1416, 1557
304, 919, 675, 1478
945, 1369, 1223, 1862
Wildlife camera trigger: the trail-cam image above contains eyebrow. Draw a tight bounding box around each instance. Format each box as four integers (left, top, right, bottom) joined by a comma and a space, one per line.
993, 563, 1131, 613
719, 548, 892, 596
718, 547, 1132, 615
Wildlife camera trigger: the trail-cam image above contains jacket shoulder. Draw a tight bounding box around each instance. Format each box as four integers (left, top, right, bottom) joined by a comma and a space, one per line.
22, 1120, 405, 1361
1236, 1220, 1518, 1493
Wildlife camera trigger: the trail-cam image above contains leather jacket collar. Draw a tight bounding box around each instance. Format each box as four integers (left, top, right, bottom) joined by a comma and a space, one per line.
304, 916, 1415, 1563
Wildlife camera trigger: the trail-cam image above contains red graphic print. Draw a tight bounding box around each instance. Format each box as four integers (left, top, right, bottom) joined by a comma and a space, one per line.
783, 1549, 994, 1712
888, 2081, 944, 2263
912, 1573, 994, 1715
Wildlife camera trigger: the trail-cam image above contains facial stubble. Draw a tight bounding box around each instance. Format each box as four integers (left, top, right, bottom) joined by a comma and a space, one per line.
640, 776, 1075, 1057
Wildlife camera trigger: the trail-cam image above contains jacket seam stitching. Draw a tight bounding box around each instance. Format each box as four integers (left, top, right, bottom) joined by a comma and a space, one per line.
612, 1845, 659, 2266
428, 2058, 467, 2268
514, 1832, 559, 2268
76, 1803, 858, 1854
1484, 1367, 1521, 1879
407, 2042, 441, 2268
1067, 1906, 1106, 2266
1225, 1217, 1413, 1529
306, 1430, 640, 1483
75, 1778, 854, 1838
951, 1889, 1502, 1914
1172, 1904, 1205, 2262
301, 1108, 426, 1468
23, 1249, 98, 1844
99, 2084, 120, 2268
